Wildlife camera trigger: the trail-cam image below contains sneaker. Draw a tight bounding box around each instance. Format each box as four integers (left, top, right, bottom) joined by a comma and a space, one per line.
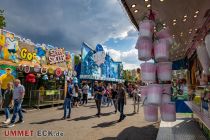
3, 118, 10, 124
16, 120, 24, 124
118, 118, 122, 122
122, 115, 126, 120
7, 123, 15, 128
67, 116, 70, 119
61, 117, 66, 120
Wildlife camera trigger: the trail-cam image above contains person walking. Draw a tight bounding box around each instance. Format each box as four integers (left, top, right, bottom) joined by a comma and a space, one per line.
117, 83, 126, 122
132, 84, 140, 113
62, 81, 73, 119
8, 79, 25, 128
2, 82, 13, 124
82, 82, 89, 104
73, 84, 80, 107
111, 84, 118, 113
107, 83, 113, 107
94, 82, 104, 117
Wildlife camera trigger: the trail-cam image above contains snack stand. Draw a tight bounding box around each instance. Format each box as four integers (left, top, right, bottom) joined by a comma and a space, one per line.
0, 29, 72, 108
120, 0, 210, 138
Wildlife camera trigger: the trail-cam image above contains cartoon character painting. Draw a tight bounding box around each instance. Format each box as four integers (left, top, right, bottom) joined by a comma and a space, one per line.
5, 32, 19, 63
0, 68, 15, 92
35, 44, 46, 65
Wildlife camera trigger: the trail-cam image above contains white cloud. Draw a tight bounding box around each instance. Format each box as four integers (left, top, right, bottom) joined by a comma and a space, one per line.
105, 47, 140, 70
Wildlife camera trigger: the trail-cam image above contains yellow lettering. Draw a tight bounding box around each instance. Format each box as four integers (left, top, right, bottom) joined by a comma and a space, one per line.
20, 48, 27, 59
27, 53, 32, 60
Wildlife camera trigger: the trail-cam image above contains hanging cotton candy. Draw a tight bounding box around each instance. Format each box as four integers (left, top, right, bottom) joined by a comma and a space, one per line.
135, 37, 153, 61
196, 43, 210, 75
156, 28, 173, 44
205, 33, 210, 58
154, 39, 170, 62
139, 20, 155, 38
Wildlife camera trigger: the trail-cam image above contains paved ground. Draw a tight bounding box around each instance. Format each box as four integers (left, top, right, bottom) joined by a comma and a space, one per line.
0, 98, 159, 140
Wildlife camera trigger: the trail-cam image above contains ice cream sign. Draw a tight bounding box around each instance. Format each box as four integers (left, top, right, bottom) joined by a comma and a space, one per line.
48, 48, 66, 64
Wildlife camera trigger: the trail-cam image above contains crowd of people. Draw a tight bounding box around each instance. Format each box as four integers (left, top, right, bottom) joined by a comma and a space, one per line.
63, 80, 143, 122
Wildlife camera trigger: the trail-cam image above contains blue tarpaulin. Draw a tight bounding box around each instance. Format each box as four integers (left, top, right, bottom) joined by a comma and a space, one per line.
172, 58, 188, 70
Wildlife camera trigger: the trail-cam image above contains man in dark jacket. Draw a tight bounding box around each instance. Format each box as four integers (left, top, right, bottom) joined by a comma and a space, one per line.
62, 80, 73, 119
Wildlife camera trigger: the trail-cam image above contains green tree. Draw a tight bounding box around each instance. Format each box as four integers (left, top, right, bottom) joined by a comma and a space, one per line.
0, 10, 6, 29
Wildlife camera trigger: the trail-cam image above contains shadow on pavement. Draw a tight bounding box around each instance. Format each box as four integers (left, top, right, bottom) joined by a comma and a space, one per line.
99, 123, 159, 140
30, 118, 63, 124
92, 120, 118, 128
125, 112, 136, 116
101, 112, 114, 116
70, 115, 96, 121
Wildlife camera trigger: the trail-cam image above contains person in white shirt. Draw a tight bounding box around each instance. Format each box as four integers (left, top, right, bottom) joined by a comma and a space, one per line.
132, 84, 140, 113
8, 79, 25, 128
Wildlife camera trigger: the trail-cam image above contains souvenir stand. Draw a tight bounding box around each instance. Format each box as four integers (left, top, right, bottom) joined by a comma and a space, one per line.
0, 29, 72, 108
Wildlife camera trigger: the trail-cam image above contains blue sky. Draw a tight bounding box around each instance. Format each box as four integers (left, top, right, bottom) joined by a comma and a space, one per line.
0, 0, 140, 70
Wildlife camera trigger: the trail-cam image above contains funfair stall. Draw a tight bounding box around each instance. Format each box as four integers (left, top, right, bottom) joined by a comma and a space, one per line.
79, 42, 124, 92
0, 29, 72, 108
120, 0, 210, 139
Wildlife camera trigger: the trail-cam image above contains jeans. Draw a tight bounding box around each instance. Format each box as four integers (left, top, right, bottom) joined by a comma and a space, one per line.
95, 99, 101, 115
4, 107, 10, 119
107, 98, 113, 106
63, 98, 71, 118
102, 95, 107, 105
11, 99, 23, 124
113, 99, 118, 112
118, 99, 125, 119
82, 94, 88, 104
133, 96, 140, 113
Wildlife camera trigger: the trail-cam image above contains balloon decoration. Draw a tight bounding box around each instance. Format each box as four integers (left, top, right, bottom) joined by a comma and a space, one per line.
18, 64, 24, 71
41, 67, 48, 74
34, 64, 41, 73
26, 73, 36, 83
42, 75, 48, 80
24, 65, 30, 73
55, 68, 62, 77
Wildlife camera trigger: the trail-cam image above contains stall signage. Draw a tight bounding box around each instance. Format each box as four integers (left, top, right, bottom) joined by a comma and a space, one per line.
48, 48, 66, 64
20, 48, 36, 61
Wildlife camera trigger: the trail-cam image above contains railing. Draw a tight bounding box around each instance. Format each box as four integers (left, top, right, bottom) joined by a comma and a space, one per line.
22, 89, 65, 109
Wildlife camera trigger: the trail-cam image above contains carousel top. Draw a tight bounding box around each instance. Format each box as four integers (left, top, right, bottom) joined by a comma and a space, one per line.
120, 0, 210, 61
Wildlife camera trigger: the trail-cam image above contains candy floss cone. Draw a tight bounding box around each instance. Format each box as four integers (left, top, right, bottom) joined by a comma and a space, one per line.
196, 43, 210, 75
144, 104, 158, 122
140, 62, 156, 83
160, 102, 176, 122
154, 39, 170, 62
156, 28, 173, 44
205, 33, 210, 59
139, 20, 155, 38
157, 62, 172, 81
162, 84, 172, 103
147, 84, 162, 105
140, 86, 148, 102
135, 37, 153, 61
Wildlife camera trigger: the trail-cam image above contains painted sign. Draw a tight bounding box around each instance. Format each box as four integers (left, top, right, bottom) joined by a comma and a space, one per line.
48, 48, 66, 64
20, 48, 36, 61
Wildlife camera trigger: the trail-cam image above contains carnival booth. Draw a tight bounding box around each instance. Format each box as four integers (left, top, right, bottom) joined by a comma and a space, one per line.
0, 29, 72, 108
121, 0, 210, 138
79, 42, 124, 93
